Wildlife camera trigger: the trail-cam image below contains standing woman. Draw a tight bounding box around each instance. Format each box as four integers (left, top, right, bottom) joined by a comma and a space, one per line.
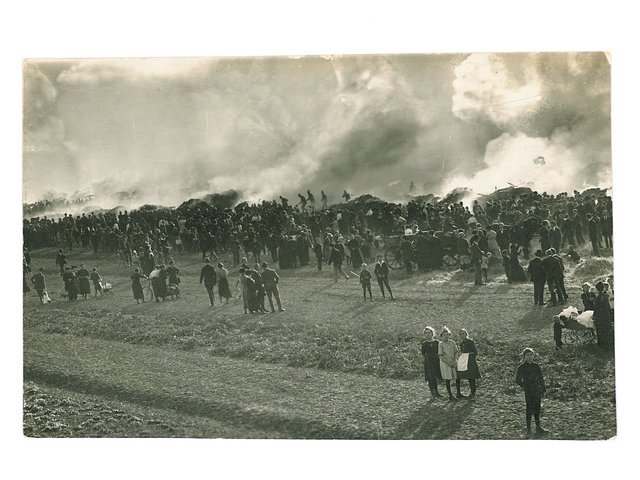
217, 262, 232, 304
166, 259, 180, 287
77, 264, 91, 299
438, 326, 459, 401
63, 266, 79, 301
421, 326, 443, 399
236, 267, 249, 314
593, 281, 613, 350
130, 268, 146, 303
455, 329, 481, 399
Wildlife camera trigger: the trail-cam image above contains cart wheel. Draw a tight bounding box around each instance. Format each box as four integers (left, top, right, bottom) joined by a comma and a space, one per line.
143, 285, 154, 302
442, 253, 459, 267
564, 330, 580, 345
385, 246, 403, 270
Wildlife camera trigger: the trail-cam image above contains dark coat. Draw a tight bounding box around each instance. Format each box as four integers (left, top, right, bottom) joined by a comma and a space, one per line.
421, 340, 442, 381
457, 339, 481, 379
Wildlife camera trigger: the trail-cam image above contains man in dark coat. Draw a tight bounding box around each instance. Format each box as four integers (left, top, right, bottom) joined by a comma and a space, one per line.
551, 248, 568, 302
561, 216, 575, 248
527, 250, 546, 306
600, 210, 613, 249
469, 236, 483, 286
541, 249, 562, 305
425, 231, 443, 270
549, 221, 562, 254
374, 255, 395, 300
587, 214, 600, 256
199, 257, 217, 306
55, 249, 67, 275
261, 261, 285, 312
251, 263, 268, 312
328, 244, 349, 282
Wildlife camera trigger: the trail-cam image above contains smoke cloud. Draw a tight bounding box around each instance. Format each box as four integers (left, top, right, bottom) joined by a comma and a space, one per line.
23, 53, 611, 214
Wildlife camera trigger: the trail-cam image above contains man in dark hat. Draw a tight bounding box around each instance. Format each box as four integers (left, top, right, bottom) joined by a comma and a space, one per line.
527, 250, 546, 306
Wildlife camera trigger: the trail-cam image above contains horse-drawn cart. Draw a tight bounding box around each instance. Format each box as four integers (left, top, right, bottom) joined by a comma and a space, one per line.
383, 231, 460, 269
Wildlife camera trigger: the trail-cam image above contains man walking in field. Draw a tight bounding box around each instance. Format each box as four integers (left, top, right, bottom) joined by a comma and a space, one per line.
261, 262, 285, 312
200, 257, 217, 306
328, 243, 349, 282
374, 255, 395, 300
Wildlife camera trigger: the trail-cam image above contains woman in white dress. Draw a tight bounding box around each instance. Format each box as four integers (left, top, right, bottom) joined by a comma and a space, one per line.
438, 326, 459, 401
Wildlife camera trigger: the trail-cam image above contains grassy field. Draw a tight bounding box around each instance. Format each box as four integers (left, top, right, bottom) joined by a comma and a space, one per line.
22, 243, 616, 439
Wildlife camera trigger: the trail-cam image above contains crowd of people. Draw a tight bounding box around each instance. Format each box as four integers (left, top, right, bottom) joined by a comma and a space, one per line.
23, 185, 614, 438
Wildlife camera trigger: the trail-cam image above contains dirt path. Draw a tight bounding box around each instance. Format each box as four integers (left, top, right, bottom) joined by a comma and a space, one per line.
25, 330, 484, 439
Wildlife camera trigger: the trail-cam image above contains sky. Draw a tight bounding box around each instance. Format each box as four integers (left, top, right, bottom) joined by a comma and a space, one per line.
23, 52, 611, 210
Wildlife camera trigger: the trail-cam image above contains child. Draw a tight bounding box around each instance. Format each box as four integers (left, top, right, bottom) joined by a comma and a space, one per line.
420, 326, 443, 399
553, 315, 565, 350
456, 329, 481, 399
515, 348, 549, 437
438, 326, 459, 401
566, 245, 580, 263
480, 252, 490, 284
89, 267, 103, 297
359, 263, 374, 302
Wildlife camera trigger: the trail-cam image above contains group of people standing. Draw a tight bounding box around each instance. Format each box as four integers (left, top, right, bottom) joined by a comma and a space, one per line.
234, 259, 285, 314
420, 326, 481, 401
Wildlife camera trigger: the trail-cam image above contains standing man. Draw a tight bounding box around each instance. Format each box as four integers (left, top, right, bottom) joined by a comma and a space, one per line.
251, 263, 268, 313
307, 190, 315, 210
321, 190, 328, 210
55, 249, 67, 275
328, 243, 349, 282
313, 238, 323, 272
600, 210, 613, 250
587, 214, 600, 256
374, 255, 395, 300
261, 262, 285, 312
550, 248, 568, 302
199, 257, 217, 306
527, 250, 546, 306
549, 221, 562, 254
469, 236, 483, 286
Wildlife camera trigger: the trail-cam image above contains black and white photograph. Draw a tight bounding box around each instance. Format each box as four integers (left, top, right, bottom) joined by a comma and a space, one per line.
22, 51, 615, 440
6, 2, 640, 479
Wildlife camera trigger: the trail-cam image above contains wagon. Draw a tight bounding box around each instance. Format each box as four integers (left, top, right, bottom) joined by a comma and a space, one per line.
383, 231, 460, 269
560, 308, 597, 345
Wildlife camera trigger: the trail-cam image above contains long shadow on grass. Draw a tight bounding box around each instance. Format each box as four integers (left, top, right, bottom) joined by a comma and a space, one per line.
392, 398, 475, 439
455, 286, 479, 307
24, 366, 375, 439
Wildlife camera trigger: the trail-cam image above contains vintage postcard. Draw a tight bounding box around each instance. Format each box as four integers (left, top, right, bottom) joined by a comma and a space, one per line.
22, 53, 614, 440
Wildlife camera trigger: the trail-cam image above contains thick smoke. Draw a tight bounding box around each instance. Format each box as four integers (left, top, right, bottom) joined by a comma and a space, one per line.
23, 53, 611, 215
443, 52, 611, 196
